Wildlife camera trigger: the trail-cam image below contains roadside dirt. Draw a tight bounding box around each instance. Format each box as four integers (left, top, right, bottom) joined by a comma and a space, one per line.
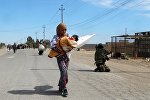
0, 47, 7, 56
71, 50, 150, 68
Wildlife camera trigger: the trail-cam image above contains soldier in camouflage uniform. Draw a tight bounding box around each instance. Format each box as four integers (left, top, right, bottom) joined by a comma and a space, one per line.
94, 43, 110, 72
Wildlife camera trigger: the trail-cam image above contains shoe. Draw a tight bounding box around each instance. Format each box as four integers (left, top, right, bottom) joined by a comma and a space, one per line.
61, 88, 68, 97
105, 67, 110, 72
99, 66, 105, 72
94, 68, 99, 72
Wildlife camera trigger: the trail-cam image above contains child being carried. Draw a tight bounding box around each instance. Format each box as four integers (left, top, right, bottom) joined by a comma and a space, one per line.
48, 35, 78, 58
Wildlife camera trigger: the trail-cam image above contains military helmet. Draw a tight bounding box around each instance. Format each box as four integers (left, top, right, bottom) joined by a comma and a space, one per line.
97, 43, 103, 49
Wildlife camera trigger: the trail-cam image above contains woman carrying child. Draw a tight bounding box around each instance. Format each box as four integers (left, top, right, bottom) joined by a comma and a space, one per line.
50, 23, 78, 97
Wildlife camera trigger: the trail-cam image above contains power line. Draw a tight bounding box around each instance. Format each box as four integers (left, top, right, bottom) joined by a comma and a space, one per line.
46, 10, 59, 25
79, 0, 145, 31
68, 0, 134, 27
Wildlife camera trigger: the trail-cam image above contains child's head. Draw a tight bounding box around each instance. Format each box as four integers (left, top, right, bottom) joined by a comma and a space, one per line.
72, 35, 79, 41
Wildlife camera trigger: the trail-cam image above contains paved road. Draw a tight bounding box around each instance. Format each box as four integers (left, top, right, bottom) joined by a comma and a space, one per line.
0, 49, 150, 100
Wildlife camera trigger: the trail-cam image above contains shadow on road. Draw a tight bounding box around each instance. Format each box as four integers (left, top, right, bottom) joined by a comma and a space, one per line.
77, 69, 94, 72
8, 85, 60, 96
78, 70, 150, 73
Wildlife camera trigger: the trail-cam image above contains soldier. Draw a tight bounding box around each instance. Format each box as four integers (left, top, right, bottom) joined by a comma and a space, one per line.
94, 43, 110, 72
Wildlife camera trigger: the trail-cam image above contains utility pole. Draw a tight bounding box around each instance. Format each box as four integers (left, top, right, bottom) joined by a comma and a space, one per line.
124, 28, 127, 54
125, 28, 127, 35
42, 25, 46, 40
35, 32, 37, 41
59, 4, 65, 23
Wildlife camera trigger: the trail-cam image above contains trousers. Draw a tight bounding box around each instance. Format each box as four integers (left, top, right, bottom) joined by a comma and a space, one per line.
57, 53, 69, 89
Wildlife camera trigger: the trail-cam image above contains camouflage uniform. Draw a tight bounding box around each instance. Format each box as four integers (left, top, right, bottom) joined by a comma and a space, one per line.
94, 44, 110, 72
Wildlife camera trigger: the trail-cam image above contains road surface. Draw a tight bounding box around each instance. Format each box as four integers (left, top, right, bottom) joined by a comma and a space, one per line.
0, 49, 150, 100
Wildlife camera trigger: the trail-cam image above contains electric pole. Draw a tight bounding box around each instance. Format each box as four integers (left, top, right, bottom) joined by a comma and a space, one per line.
125, 28, 127, 35
42, 25, 46, 40
35, 32, 37, 41
59, 5, 65, 23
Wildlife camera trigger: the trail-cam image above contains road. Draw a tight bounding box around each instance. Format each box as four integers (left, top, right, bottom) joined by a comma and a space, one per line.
0, 49, 150, 100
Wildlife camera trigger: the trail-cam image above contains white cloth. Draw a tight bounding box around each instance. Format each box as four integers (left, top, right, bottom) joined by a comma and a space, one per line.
38, 44, 45, 51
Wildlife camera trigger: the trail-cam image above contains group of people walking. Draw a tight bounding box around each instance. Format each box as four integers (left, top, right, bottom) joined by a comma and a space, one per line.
7, 43, 17, 53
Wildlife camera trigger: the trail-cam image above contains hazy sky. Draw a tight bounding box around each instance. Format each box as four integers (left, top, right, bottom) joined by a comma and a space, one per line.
0, 0, 150, 44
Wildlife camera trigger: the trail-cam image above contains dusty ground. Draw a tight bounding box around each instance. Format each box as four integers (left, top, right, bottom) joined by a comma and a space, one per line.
0, 49, 150, 99
1, 48, 150, 68
71, 50, 150, 68
0, 47, 7, 56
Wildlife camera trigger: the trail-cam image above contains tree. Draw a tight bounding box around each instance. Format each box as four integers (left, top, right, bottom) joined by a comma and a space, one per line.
0, 43, 5, 48
26, 36, 34, 48
25, 36, 50, 48
44, 39, 50, 48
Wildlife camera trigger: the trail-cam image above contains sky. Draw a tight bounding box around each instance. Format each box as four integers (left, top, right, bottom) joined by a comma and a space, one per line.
0, 0, 150, 44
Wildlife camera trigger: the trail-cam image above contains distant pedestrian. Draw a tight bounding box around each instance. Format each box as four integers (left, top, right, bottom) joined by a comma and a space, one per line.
38, 41, 45, 55
12, 43, 17, 53
7, 44, 11, 52
94, 43, 110, 72
49, 23, 75, 97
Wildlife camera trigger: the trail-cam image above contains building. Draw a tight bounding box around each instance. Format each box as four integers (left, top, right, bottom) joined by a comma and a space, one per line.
111, 31, 150, 58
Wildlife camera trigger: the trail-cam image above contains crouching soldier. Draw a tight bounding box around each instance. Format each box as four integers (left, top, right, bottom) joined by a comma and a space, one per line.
94, 43, 110, 72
